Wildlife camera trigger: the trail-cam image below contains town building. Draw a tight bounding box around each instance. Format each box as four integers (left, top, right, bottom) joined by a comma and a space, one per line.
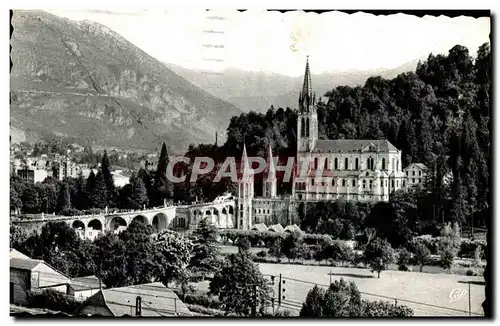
404, 163, 429, 188
10, 249, 70, 305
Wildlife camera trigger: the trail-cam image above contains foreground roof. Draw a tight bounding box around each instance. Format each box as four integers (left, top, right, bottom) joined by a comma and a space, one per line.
82, 282, 192, 317
10, 258, 42, 271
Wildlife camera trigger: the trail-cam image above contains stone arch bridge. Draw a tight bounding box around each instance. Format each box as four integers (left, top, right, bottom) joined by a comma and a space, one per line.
12, 200, 236, 241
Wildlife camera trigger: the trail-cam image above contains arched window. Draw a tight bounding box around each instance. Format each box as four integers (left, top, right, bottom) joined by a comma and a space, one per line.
355, 158, 359, 170
332, 179, 335, 186
314, 157, 318, 169
344, 158, 349, 170
397, 160, 400, 171
382, 158, 386, 170
392, 158, 396, 171
334, 158, 338, 170
362, 179, 366, 189
301, 118, 305, 137
305, 118, 309, 137
368, 157, 374, 170
324, 157, 328, 170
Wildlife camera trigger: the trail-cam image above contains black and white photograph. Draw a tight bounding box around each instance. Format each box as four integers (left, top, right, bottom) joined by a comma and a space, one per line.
8, 8, 492, 318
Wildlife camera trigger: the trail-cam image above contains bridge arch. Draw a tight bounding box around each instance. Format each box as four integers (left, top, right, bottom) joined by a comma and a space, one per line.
132, 215, 149, 225
109, 216, 127, 232
152, 213, 168, 233
72, 220, 85, 230
88, 219, 103, 231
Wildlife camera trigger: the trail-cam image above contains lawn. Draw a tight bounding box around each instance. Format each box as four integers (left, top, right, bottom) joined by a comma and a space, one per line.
258, 263, 485, 317
191, 256, 485, 317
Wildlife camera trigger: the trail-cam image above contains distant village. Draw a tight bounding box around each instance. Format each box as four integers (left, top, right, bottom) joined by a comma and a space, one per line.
10, 141, 159, 187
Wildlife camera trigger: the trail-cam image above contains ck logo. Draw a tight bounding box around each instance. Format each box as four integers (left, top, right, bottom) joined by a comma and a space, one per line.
449, 288, 467, 303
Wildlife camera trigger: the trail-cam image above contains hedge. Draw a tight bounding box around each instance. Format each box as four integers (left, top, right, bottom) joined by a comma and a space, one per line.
412, 235, 486, 259
218, 229, 334, 248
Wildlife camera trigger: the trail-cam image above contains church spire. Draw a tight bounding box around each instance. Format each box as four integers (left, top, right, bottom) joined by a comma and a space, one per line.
267, 142, 276, 175
299, 56, 314, 112
242, 143, 251, 177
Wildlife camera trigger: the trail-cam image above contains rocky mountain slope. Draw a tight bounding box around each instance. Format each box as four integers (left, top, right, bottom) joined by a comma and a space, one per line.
10, 10, 242, 153
165, 60, 421, 112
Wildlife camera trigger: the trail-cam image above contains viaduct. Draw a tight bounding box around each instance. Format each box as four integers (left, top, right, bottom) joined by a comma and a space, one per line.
12, 199, 236, 241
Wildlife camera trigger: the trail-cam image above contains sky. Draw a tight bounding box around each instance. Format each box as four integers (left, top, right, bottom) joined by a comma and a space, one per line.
47, 10, 490, 77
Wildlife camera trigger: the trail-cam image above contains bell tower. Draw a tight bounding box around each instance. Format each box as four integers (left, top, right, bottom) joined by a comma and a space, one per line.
237, 143, 254, 230
297, 56, 318, 153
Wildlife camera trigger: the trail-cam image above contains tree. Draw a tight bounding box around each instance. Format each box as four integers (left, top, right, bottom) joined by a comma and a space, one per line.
88, 171, 108, 209
438, 222, 461, 273
300, 285, 326, 317
55, 182, 71, 213
210, 252, 271, 316
100, 151, 116, 207
128, 175, 148, 209
364, 238, 394, 278
154, 143, 174, 205
300, 278, 414, 317
235, 236, 251, 254
156, 230, 193, 287
21, 185, 40, 214
360, 300, 414, 317
189, 219, 220, 279
268, 238, 283, 260
397, 247, 412, 271
411, 239, 431, 272
10, 187, 22, 213
282, 231, 305, 262
93, 233, 129, 287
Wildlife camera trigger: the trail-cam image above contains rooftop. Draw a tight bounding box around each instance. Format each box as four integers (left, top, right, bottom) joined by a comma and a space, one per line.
312, 139, 399, 153
83, 282, 192, 317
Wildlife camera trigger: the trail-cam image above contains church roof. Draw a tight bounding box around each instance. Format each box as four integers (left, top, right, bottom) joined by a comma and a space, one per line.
405, 163, 429, 170
312, 139, 399, 153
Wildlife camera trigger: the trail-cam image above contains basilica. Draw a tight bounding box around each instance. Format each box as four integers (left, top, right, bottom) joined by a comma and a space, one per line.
235, 58, 427, 230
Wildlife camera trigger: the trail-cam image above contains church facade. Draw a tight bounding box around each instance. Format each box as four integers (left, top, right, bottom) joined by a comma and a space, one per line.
234, 58, 427, 230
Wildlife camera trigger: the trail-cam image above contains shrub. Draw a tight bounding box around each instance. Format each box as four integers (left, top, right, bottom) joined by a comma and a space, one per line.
185, 304, 225, 316
181, 293, 221, 310
256, 250, 267, 258
397, 248, 412, 271
466, 269, 475, 276
459, 239, 486, 259
27, 289, 80, 314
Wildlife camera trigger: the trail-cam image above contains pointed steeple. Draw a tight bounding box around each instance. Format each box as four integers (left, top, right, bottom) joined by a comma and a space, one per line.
299, 56, 313, 111
267, 142, 276, 175
241, 143, 251, 176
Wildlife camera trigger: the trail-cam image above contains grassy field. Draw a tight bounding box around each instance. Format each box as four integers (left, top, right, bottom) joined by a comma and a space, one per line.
200, 249, 486, 317
218, 245, 484, 276
259, 263, 485, 317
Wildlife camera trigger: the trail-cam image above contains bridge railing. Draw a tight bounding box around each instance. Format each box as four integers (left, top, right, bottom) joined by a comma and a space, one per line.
12, 199, 236, 223
11, 204, 179, 222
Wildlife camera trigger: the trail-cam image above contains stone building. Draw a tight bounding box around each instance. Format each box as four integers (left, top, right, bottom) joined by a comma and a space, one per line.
234, 57, 428, 229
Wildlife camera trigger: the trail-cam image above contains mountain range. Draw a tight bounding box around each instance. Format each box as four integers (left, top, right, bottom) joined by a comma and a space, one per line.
165, 59, 422, 112
11, 10, 423, 154
10, 10, 242, 154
